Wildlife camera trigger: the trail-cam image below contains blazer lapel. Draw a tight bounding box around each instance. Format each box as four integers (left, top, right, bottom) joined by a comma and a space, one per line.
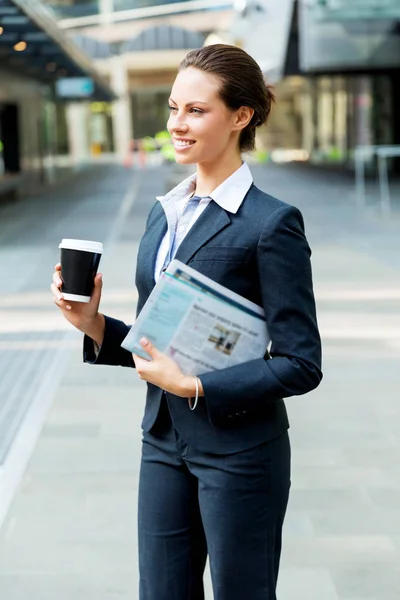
142, 206, 167, 291
174, 200, 231, 265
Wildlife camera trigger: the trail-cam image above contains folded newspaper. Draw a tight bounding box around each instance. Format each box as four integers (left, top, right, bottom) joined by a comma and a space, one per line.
121, 260, 270, 376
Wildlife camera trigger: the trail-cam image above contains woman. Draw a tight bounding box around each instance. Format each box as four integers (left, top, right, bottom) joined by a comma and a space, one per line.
51, 44, 322, 600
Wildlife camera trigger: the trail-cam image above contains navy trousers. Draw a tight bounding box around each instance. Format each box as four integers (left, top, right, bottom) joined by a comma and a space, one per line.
138, 400, 291, 600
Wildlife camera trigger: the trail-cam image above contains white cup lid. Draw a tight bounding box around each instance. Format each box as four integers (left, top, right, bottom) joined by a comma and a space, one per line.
59, 239, 103, 253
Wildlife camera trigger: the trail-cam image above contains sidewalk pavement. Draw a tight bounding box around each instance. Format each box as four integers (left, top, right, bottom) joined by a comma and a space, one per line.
0, 162, 399, 600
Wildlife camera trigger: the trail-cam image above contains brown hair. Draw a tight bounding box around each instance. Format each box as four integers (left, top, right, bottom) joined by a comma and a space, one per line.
179, 44, 275, 152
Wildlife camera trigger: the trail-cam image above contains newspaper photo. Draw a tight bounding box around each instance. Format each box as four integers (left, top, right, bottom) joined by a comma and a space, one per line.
121, 260, 270, 376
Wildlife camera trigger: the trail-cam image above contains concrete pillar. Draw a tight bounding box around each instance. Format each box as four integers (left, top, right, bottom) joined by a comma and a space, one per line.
66, 102, 91, 164
301, 83, 314, 156
353, 76, 372, 148
110, 57, 132, 162
99, 0, 114, 24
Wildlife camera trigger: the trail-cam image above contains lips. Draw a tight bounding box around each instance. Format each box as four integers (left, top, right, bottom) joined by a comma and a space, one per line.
173, 139, 196, 148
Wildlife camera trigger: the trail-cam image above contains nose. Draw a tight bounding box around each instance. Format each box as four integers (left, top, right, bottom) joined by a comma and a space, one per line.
168, 110, 189, 134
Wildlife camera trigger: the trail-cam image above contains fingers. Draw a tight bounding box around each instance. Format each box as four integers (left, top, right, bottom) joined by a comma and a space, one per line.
50, 282, 62, 300
52, 270, 62, 289
140, 337, 161, 359
51, 265, 71, 309
50, 282, 71, 310
90, 273, 103, 304
132, 354, 147, 380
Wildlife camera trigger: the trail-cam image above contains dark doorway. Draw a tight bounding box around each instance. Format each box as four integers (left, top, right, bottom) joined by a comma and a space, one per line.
0, 103, 20, 173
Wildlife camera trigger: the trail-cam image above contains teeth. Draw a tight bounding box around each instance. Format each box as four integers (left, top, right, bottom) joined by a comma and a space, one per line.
175, 141, 194, 147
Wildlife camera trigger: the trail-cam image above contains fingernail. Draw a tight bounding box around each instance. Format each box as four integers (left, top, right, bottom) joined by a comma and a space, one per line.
141, 337, 148, 346
58, 294, 63, 300
66, 305, 71, 310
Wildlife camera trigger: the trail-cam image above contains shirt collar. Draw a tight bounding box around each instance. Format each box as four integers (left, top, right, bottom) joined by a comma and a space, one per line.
156, 161, 253, 214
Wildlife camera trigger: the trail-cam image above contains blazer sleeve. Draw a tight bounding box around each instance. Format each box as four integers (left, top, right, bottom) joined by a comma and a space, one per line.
83, 315, 135, 368
82, 202, 161, 368
200, 204, 322, 425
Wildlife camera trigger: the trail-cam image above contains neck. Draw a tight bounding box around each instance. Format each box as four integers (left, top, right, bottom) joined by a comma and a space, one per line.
194, 152, 243, 197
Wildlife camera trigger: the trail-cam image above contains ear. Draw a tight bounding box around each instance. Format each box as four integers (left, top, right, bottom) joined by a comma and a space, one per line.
232, 106, 255, 132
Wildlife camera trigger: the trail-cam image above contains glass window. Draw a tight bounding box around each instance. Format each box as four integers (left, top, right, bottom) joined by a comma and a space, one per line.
113, 0, 188, 12
299, 0, 400, 71
44, 1, 100, 19
132, 90, 170, 139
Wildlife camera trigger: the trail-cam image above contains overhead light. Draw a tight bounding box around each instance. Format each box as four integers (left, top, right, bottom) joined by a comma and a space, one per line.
14, 40, 27, 52
0, 27, 3, 36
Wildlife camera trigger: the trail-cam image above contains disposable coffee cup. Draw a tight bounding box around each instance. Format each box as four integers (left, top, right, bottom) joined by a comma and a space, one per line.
58, 239, 103, 303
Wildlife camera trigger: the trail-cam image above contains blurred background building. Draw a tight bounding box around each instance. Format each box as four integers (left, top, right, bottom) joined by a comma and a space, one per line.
255, 0, 400, 172
1, 0, 399, 199
43, 0, 239, 162
0, 0, 115, 196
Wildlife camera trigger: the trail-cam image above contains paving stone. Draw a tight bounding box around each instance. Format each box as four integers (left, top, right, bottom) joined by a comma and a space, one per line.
282, 535, 397, 567
291, 466, 392, 490
27, 436, 141, 475
41, 423, 102, 438
0, 573, 137, 600
330, 564, 400, 600
277, 568, 338, 600
311, 509, 400, 536
288, 488, 374, 512
282, 510, 315, 536
366, 487, 400, 509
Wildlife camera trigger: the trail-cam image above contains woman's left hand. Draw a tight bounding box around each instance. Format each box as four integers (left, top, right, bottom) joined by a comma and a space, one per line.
133, 338, 194, 397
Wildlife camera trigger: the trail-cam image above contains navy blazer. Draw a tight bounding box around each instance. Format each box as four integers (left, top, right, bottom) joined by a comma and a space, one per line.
84, 183, 322, 454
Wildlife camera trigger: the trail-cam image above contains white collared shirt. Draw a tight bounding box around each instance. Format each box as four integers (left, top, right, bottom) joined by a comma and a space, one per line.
155, 161, 253, 280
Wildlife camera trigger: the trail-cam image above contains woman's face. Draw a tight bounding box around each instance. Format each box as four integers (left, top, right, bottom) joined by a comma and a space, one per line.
167, 67, 241, 165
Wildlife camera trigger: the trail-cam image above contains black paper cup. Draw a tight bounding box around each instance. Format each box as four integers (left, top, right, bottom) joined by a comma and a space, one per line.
59, 239, 103, 303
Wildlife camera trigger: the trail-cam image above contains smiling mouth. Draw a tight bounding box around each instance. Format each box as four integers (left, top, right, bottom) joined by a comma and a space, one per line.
173, 140, 196, 148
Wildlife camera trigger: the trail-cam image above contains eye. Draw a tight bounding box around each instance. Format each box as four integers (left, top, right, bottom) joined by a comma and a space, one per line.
168, 105, 178, 111
190, 108, 203, 115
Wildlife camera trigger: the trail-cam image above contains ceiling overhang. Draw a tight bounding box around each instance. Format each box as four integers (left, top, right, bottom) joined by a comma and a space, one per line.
0, 0, 116, 101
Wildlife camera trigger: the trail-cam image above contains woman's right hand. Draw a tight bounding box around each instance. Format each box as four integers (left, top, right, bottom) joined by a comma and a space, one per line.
51, 263, 103, 336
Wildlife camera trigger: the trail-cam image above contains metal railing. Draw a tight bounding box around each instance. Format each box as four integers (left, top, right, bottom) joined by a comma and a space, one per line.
113, 0, 189, 12
311, 0, 400, 20
45, 1, 100, 19
54, 0, 234, 29
355, 145, 400, 214
45, 0, 191, 19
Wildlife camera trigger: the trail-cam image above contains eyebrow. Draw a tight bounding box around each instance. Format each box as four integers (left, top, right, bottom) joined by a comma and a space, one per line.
169, 99, 209, 107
